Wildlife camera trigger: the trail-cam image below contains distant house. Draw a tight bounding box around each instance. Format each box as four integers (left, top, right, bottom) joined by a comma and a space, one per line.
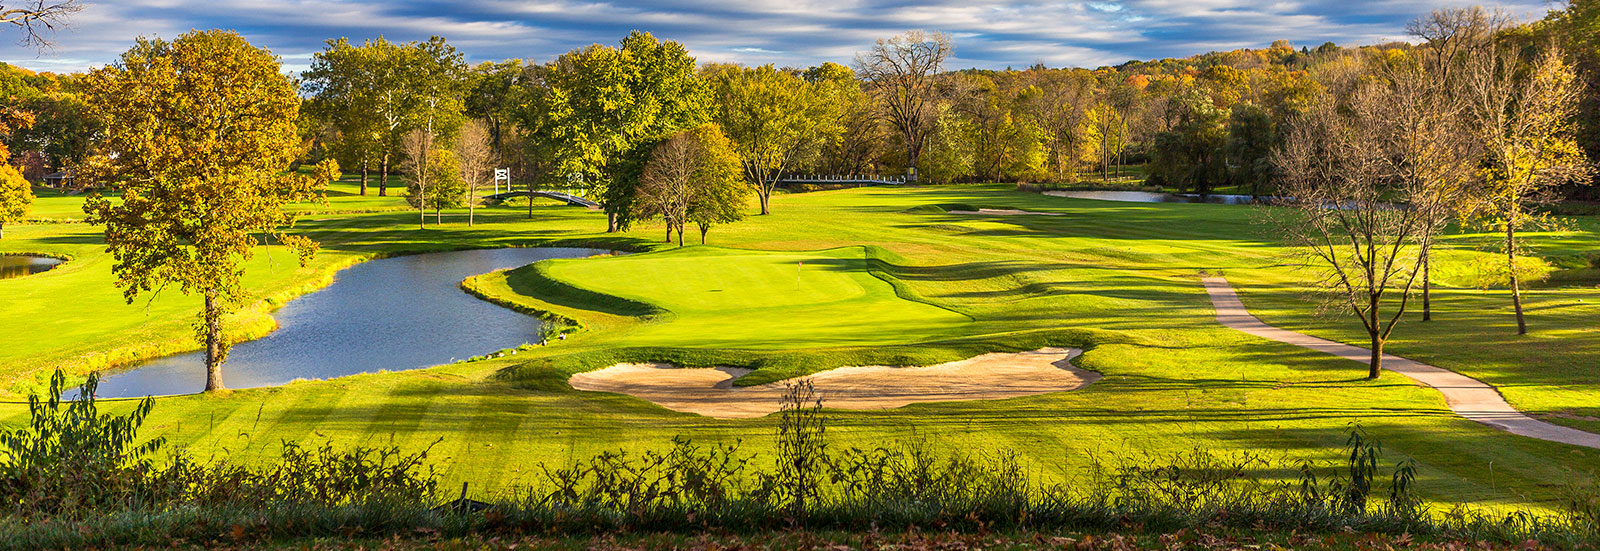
43, 171, 74, 188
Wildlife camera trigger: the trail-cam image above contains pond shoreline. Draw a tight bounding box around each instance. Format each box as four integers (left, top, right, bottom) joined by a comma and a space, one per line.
28, 242, 630, 399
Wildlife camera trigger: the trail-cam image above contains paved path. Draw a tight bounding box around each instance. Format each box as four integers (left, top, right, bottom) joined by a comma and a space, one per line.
1202, 276, 1600, 449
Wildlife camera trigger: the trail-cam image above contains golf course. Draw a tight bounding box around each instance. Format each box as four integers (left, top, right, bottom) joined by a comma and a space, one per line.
3, 179, 1598, 514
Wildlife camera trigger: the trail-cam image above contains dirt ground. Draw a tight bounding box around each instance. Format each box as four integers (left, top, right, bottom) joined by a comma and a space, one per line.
568, 347, 1097, 418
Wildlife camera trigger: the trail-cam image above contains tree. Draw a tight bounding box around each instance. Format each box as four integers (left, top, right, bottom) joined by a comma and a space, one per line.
530, 32, 710, 232
638, 124, 746, 246
1018, 67, 1094, 181
81, 30, 319, 392
686, 125, 749, 244
0, 99, 33, 237
304, 36, 466, 198
427, 149, 466, 222
1, 0, 81, 48
0, 164, 29, 238
1269, 83, 1429, 379
1377, 22, 1483, 322
303, 38, 384, 195
637, 133, 696, 245
1463, 40, 1594, 335
1225, 103, 1276, 198
465, 60, 524, 171
805, 63, 882, 176
311, 158, 341, 188
454, 119, 496, 226
1148, 90, 1228, 196
708, 64, 834, 214
401, 128, 435, 228
855, 30, 951, 182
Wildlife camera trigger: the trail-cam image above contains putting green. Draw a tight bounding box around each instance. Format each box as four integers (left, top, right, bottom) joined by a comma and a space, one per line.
539, 246, 972, 348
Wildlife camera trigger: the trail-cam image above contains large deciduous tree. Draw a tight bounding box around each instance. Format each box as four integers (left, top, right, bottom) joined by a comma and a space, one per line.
708, 64, 834, 214
82, 30, 319, 392
531, 32, 710, 232
804, 63, 882, 177
855, 30, 951, 183
303, 38, 384, 196
1148, 90, 1228, 196
303, 36, 466, 198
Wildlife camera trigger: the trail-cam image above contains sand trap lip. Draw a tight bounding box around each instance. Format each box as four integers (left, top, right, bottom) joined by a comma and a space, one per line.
947, 208, 1064, 216
569, 347, 1096, 419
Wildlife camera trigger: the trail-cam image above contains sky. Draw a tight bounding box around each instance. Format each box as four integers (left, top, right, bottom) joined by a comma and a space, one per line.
0, 0, 1560, 75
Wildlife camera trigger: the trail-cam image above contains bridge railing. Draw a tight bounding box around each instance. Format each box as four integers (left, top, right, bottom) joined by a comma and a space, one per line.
776, 174, 907, 185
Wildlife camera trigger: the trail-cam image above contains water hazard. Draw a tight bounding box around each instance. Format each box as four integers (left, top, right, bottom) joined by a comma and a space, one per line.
1042, 190, 1262, 204
0, 255, 63, 279
90, 247, 610, 398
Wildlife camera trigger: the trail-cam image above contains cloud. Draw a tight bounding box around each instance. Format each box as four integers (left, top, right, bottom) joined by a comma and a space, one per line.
0, 0, 1554, 74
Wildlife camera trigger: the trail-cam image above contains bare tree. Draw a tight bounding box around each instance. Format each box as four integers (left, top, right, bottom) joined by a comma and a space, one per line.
638, 133, 698, 246
1380, 18, 1485, 322
854, 30, 951, 182
1, 0, 81, 48
454, 119, 496, 226
400, 128, 433, 229
1462, 40, 1594, 335
1269, 83, 1430, 379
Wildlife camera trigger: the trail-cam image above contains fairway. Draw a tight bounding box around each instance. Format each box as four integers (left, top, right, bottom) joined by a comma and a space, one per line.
539, 246, 972, 348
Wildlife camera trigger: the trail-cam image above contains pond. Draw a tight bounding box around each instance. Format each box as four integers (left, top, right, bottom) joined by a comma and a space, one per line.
0, 255, 64, 279
88, 247, 612, 398
1043, 190, 1263, 205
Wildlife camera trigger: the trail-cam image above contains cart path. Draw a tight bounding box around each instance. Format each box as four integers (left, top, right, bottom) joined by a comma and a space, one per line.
1203, 276, 1600, 449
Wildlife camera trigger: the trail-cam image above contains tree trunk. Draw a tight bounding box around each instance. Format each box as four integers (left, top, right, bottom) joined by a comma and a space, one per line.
468, 186, 475, 226
380, 154, 390, 196
699, 223, 708, 244
665, 225, 673, 243
607, 211, 618, 233
1366, 292, 1382, 380
1421, 248, 1432, 322
526, 181, 534, 220
759, 188, 771, 215
906, 147, 919, 183
676, 224, 684, 248
1507, 225, 1527, 335
360, 159, 369, 196
1368, 332, 1383, 380
203, 289, 226, 392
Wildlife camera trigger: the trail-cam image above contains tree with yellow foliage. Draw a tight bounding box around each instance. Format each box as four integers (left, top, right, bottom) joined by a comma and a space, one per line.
82, 30, 319, 392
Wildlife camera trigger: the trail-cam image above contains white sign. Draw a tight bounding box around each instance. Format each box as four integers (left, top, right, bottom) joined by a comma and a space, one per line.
493, 168, 510, 194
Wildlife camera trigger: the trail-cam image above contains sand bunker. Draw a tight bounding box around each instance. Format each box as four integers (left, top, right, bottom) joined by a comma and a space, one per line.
947, 208, 1064, 216
569, 347, 1096, 419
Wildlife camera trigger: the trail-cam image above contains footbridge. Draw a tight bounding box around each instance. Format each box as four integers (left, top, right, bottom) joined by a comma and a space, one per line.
484, 190, 600, 209
777, 175, 907, 187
